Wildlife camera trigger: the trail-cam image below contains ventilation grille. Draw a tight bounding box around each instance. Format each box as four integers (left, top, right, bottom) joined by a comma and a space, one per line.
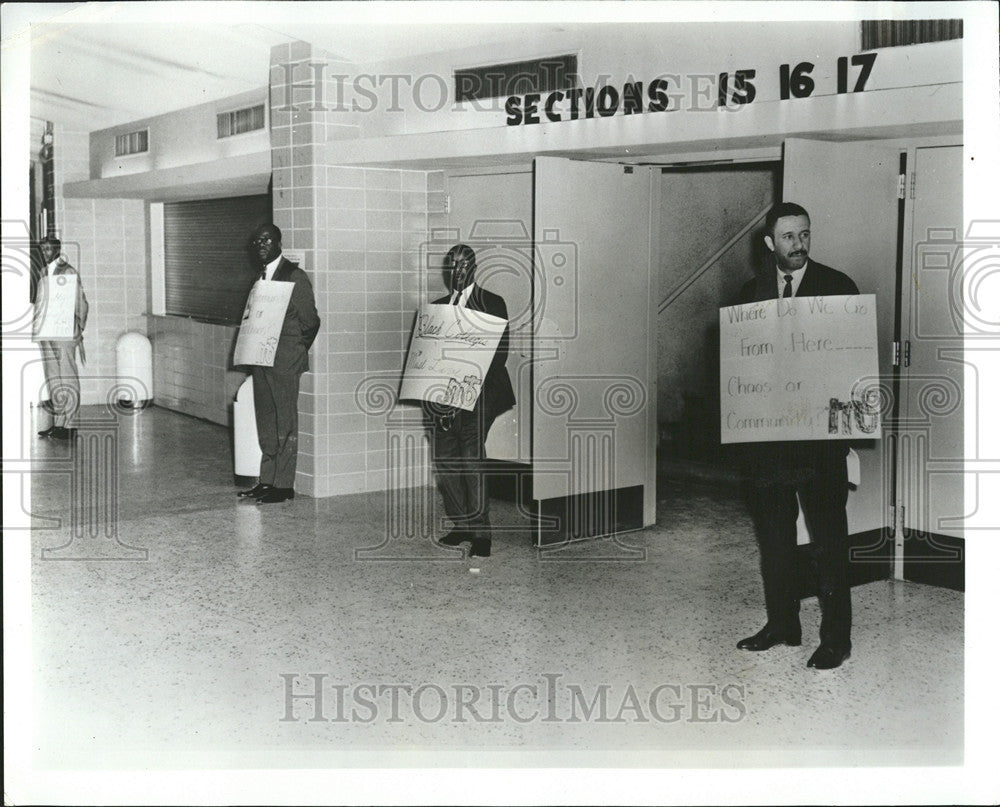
861, 19, 962, 50
455, 54, 578, 102
217, 104, 266, 138
115, 129, 148, 156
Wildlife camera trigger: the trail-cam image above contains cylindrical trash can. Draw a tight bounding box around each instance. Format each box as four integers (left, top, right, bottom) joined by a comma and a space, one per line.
234, 375, 262, 477
115, 332, 153, 408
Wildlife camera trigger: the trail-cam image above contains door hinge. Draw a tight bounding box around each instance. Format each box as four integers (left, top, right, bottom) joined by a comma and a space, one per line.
909, 171, 917, 199
892, 341, 900, 367
897, 174, 906, 199
904, 340, 911, 367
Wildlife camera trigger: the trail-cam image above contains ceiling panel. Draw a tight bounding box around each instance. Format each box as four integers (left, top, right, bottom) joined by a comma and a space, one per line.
27, 12, 567, 131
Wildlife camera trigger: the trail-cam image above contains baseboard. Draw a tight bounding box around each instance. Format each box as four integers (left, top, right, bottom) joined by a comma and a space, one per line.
794, 528, 892, 599
481, 460, 532, 504
902, 531, 965, 592
481, 461, 647, 546
533, 485, 645, 546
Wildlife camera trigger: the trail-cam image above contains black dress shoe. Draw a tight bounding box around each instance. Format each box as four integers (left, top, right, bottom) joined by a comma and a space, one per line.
238, 483, 273, 498
50, 426, 75, 440
38, 426, 55, 437
737, 625, 802, 651
807, 644, 851, 669
469, 539, 491, 558
438, 530, 472, 546
257, 488, 295, 504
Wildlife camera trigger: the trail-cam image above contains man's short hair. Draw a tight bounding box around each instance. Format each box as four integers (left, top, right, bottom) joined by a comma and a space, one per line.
260, 224, 281, 241
40, 235, 61, 250
445, 243, 477, 269
764, 203, 810, 236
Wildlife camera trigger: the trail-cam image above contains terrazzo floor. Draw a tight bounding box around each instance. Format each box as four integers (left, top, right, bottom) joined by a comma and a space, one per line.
28, 406, 963, 770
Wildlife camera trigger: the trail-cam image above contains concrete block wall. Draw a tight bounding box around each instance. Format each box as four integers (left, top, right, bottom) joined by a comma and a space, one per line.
316, 166, 434, 497
270, 41, 437, 497
148, 316, 245, 425
54, 125, 147, 407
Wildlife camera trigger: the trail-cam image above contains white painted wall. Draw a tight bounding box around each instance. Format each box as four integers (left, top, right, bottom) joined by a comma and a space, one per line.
352, 25, 959, 137
90, 88, 269, 178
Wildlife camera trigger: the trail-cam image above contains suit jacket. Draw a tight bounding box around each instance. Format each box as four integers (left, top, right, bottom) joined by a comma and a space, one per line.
432, 284, 516, 421
37, 259, 89, 342
735, 259, 860, 483
268, 257, 320, 375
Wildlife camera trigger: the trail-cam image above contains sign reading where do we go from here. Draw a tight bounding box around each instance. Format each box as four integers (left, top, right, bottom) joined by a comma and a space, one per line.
233, 280, 294, 367
33, 274, 78, 341
720, 294, 881, 444
400, 304, 506, 412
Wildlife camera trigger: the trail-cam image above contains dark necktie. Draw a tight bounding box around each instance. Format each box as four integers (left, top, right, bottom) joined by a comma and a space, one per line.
260, 269, 267, 281
782, 274, 793, 298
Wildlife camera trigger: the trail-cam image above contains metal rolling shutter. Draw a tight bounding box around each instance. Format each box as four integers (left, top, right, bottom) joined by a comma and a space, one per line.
163, 194, 271, 325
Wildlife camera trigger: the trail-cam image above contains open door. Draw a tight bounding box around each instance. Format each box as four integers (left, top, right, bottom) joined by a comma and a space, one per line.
782, 138, 900, 546
531, 157, 658, 545
900, 145, 964, 588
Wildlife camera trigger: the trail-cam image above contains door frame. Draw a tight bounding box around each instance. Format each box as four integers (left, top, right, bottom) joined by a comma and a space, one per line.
895, 141, 965, 589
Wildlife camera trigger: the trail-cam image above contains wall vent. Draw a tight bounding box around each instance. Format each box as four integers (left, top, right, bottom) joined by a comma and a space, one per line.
455, 54, 578, 102
217, 104, 266, 138
115, 129, 149, 156
861, 19, 962, 50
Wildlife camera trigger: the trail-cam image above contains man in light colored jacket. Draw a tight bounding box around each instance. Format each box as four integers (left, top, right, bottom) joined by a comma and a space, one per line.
36, 235, 88, 439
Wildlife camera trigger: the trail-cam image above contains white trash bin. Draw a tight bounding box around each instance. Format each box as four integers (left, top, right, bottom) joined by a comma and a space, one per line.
115, 331, 153, 408
234, 375, 262, 477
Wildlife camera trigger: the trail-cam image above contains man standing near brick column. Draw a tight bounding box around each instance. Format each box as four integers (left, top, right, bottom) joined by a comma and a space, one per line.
36, 235, 88, 440
237, 224, 320, 504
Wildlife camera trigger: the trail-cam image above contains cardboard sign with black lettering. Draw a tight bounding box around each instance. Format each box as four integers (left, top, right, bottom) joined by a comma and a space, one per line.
33, 274, 78, 341
233, 280, 294, 367
400, 304, 506, 411
719, 294, 881, 443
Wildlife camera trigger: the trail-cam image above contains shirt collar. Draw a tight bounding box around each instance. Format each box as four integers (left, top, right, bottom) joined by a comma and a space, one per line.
263, 253, 283, 280
775, 260, 809, 296
45, 257, 61, 274
450, 283, 476, 306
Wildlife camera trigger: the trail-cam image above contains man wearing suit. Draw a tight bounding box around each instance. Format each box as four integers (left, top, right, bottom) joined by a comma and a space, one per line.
237, 224, 320, 504
429, 244, 516, 558
735, 202, 859, 670
36, 236, 88, 440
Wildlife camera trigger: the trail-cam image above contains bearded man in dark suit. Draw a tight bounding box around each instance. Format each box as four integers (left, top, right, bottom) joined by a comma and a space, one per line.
735, 203, 860, 670
429, 244, 516, 558
237, 224, 320, 504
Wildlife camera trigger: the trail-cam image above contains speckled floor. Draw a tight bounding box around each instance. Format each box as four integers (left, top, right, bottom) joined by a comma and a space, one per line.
29, 406, 963, 770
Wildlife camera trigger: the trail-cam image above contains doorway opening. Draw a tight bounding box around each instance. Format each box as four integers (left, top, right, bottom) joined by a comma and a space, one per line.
655, 162, 781, 487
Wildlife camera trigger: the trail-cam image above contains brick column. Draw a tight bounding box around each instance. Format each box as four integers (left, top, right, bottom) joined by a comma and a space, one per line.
270, 43, 437, 498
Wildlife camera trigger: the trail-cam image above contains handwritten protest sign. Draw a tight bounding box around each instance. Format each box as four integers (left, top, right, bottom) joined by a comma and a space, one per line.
233, 280, 294, 367
400, 304, 507, 411
33, 274, 78, 341
719, 294, 881, 443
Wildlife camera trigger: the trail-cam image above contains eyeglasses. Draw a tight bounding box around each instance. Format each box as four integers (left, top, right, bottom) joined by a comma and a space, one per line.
252, 235, 275, 246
